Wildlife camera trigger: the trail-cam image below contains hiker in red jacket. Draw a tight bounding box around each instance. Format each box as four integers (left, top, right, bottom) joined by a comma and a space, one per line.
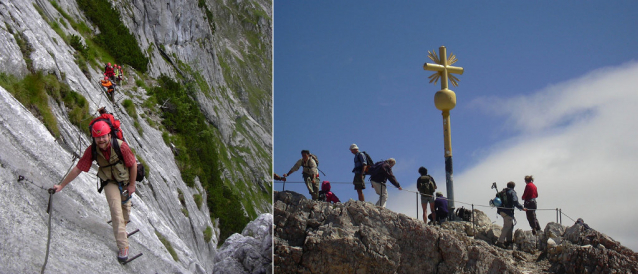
320, 181, 340, 203
522, 175, 542, 235
52, 121, 137, 262
104, 62, 115, 81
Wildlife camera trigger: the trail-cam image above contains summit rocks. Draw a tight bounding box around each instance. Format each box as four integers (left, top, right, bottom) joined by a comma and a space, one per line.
274, 191, 638, 274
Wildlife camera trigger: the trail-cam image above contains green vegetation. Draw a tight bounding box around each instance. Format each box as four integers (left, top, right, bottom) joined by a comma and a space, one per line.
0, 72, 90, 139
122, 99, 137, 118
203, 226, 213, 242
177, 188, 189, 217
155, 231, 178, 261
13, 32, 34, 73
193, 193, 203, 209
147, 76, 249, 242
77, 0, 148, 72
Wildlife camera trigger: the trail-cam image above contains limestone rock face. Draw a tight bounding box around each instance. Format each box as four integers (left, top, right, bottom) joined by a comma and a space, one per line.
275, 190, 638, 274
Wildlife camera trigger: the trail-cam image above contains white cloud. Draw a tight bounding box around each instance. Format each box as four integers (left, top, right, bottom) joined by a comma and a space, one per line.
387, 61, 638, 252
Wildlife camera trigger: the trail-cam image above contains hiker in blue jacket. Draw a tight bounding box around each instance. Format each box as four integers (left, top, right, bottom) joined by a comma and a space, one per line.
496, 181, 527, 249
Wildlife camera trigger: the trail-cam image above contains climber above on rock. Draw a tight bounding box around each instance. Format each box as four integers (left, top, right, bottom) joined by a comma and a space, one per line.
496, 181, 527, 249
283, 150, 320, 200
52, 120, 137, 262
104, 62, 115, 81
428, 192, 448, 225
368, 158, 402, 208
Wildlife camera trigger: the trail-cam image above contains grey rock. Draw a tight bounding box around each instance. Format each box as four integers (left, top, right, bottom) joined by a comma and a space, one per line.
213, 214, 273, 274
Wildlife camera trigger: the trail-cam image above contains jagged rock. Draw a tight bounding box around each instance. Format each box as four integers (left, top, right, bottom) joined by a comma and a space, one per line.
513, 229, 538, 253
275, 191, 528, 274
213, 214, 273, 274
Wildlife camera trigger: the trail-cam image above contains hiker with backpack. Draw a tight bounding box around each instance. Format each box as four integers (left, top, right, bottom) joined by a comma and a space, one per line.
319, 181, 340, 203
283, 150, 320, 200
369, 158, 402, 207
416, 167, 437, 223
350, 144, 368, 202
52, 120, 137, 262
496, 181, 527, 249
522, 175, 542, 235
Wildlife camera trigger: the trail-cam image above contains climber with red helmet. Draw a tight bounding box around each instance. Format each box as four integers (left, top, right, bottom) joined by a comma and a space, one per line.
53, 119, 138, 262
104, 62, 115, 81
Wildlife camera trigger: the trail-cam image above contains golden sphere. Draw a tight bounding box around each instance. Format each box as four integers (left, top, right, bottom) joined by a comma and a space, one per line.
434, 88, 456, 111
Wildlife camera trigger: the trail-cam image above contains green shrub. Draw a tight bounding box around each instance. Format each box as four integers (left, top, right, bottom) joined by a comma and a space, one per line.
155, 231, 178, 261
122, 99, 137, 118
203, 226, 213, 242
193, 194, 202, 209
0, 73, 59, 137
77, 0, 148, 72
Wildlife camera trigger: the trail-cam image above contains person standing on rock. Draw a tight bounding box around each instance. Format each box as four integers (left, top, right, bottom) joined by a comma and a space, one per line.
52, 121, 137, 262
522, 175, 542, 235
496, 181, 527, 249
417, 167, 437, 223
283, 150, 320, 200
369, 158, 402, 207
350, 144, 367, 202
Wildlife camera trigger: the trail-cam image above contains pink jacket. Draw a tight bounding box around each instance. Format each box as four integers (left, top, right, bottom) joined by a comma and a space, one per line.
322, 181, 340, 203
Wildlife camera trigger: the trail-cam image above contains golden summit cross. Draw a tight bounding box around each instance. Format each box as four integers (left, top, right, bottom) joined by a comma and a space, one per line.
423, 46, 464, 90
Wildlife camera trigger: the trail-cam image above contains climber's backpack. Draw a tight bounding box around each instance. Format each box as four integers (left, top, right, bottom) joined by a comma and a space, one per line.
309, 153, 319, 167
496, 188, 509, 207
361, 151, 374, 166
417, 175, 436, 195
366, 160, 386, 178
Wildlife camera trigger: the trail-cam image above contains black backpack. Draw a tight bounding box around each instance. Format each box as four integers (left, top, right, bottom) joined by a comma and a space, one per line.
361, 151, 374, 166
455, 207, 472, 222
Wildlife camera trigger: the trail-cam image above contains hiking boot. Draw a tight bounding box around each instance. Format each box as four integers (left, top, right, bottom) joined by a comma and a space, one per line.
118, 247, 129, 262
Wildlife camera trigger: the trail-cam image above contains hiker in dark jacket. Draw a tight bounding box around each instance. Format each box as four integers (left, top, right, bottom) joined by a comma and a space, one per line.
496, 181, 527, 249
369, 158, 402, 207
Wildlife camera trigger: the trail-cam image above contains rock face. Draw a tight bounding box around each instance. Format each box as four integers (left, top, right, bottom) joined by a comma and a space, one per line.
213, 213, 273, 274
0, 0, 271, 273
274, 191, 638, 274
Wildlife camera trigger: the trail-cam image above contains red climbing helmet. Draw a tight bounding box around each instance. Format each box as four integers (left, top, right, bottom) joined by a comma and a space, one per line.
91, 121, 111, 137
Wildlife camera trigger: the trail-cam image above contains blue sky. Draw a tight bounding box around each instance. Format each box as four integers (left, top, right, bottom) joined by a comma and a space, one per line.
274, 1, 638, 251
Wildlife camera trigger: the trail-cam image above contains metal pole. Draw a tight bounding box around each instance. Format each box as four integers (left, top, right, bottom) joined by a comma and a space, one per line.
556, 208, 559, 223
442, 110, 455, 220
416, 192, 419, 220
282, 180, 286, 191
471, 204, 475, 232
559, 209, 562, 225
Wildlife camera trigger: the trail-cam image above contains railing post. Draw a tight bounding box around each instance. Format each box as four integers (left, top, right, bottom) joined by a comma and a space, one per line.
556, 208, 559, 223
416, 192, 419, 220
471, 204, 475, 233
282, 180, 286, 191
559, 209, 562, 225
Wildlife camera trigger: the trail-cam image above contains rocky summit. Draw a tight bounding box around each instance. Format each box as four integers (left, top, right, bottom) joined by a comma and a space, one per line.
274, 191, 638, 274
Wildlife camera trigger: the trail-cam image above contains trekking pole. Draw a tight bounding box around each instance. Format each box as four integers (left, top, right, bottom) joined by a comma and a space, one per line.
41, 188, 55, 274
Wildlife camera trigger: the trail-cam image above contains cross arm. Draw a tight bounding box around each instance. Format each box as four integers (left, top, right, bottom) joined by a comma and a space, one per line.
423, 63, 464, 75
